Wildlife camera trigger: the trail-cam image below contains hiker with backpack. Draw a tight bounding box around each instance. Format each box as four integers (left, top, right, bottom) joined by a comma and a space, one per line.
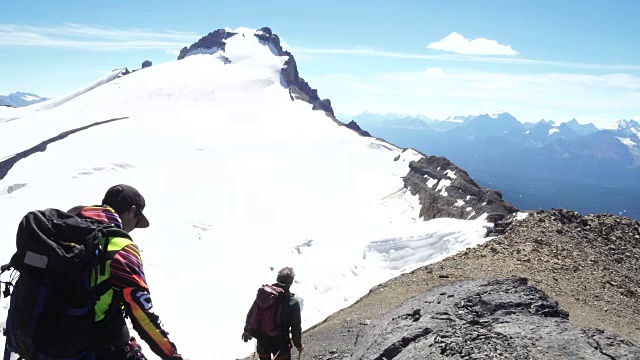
1, 184, 183, 360
127, 336, 148, 360
242, 267, 304, 360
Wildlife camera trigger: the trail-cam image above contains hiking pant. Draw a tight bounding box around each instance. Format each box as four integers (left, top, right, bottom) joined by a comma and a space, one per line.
257, 338, 291, 360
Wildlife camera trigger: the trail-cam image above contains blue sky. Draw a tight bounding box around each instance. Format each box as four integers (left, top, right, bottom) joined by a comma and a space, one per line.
2, 0, 639, 127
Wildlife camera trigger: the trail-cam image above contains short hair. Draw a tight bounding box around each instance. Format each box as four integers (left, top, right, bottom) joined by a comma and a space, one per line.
276, 267, 295, 285
130, 336, 136, 342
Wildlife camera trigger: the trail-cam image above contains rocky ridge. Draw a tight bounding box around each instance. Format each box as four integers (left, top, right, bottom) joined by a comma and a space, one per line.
402, 155, 518, 221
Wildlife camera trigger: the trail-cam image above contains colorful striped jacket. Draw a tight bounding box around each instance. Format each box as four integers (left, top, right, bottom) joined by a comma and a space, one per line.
71, 205, 182, 360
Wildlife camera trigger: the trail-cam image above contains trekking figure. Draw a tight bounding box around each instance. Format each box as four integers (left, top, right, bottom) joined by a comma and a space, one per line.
127, 336, 147, 360
242, 267, 304, 360
69, 184, 183, 359
129, 336, 142, 351
1, 184, 182, 360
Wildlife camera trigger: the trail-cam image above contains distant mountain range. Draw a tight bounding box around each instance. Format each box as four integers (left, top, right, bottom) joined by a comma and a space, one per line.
342, 112, 640, 219
0, 92, 48, 108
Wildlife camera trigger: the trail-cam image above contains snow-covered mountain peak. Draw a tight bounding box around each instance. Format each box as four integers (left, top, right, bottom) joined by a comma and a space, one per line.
443, 115, 475, 123
178, 26, 281, 61
489, 110, 509, 119
615, 119, 640, 131
0, 92, 49, 108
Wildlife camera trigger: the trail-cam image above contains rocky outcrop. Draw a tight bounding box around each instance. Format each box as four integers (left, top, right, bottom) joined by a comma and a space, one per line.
113, 60, 152, 79
349, 277, 640, 360
115, 67, 131, 78
402, 155, 518, 221
177, 29, 237, 60
344, 120, 371, 137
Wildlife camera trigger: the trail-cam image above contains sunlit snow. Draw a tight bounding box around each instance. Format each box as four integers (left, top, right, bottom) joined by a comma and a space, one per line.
20, 95, 40, 102
618, 137, 636, 147
444, 169, 457, 179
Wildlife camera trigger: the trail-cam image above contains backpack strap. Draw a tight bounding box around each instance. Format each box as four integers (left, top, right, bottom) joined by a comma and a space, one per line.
0, 261, 16, 298
98, 227, 131, 276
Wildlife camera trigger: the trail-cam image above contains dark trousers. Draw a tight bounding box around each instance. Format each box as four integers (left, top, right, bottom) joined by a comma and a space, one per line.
257, 338, 291, 360
92, 316, 131, 360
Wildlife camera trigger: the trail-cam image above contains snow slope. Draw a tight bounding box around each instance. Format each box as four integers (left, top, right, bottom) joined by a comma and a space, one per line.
0, 27, 496, 359
0, 69, 127, 124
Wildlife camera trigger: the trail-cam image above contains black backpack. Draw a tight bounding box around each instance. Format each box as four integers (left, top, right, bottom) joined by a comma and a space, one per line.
1, 208, 130, 360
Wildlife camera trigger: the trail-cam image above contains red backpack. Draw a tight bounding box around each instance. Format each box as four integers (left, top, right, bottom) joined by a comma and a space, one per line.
247, 284, 289, 337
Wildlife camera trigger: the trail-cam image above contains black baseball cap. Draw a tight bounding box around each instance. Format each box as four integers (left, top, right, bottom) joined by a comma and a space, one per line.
102, 184, 150, 228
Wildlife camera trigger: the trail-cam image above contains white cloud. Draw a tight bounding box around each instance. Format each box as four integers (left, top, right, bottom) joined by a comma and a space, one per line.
0, 23, 199, 51
290, 47, 640, 71
427, 32, 518, 56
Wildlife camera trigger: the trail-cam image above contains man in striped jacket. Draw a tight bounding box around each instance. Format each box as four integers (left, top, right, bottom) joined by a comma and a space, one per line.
69, 184, 183, 360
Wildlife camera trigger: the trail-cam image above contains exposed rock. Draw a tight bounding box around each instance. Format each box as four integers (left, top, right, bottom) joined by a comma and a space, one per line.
344, 121, 371, 137
141, 60, 152, 68
6, 183, 27, 194
115, 67, 131, 78
349, 278, 639, 360
177, 29, 238, 60
403, 155, 518, 221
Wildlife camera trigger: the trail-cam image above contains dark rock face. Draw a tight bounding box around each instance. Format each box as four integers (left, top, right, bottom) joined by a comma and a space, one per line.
252, 27, 336, 117
142, 60, 152, 68
177, 29, 238, 60
344, 121, 371, 137
350, 278, 640, 360
115, 67, 131, 78
402, 155, 518, 221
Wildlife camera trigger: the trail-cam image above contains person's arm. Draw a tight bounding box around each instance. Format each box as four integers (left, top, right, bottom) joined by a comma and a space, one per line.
111, 244, 182, 360
289, 300, 303, 349
242, 301, 257, 341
